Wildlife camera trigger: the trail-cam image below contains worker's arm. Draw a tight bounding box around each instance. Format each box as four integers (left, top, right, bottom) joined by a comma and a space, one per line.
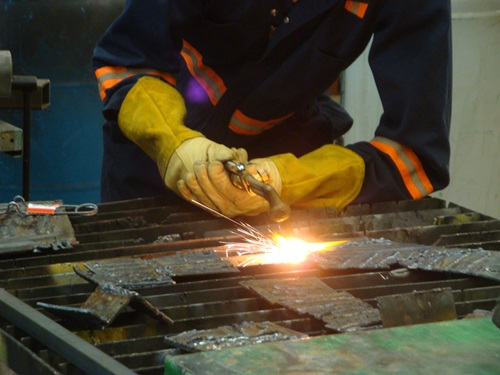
92, 0, 197, 116
92, 2, 246, 194
347, 0, 452, 203
177, 0, 452, 217
118, 76, 246, 195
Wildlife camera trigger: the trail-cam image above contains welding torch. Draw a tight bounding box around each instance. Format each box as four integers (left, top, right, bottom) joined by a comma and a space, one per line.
224, 160, 291, 223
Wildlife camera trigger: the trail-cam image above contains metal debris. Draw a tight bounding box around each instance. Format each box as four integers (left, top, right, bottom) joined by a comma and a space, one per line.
80, 250, 238, 289
44, 250, 239, 329
312, 238, 500, 281
80, 258, 174, 289
165, 321, 307, 352
240, 278, 381, 332
377, 288, 457, 328
38, 283, 173, 329
147, 250, 239, 277
153, 233, 182, 243
0, 204, 78, 255
399, 247, 500, 281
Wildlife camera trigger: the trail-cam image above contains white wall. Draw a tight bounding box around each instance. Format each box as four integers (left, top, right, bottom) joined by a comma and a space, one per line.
343, 0, 500, 218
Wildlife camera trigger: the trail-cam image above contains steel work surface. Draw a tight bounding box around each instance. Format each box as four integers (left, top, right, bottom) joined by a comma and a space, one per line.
164, 317, 500, 375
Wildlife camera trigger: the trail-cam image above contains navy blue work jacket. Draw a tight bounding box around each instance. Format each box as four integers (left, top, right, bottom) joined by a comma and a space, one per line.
93, 0, 452, 205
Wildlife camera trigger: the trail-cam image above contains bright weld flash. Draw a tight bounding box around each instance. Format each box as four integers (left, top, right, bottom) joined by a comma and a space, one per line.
261, 235, 343, 265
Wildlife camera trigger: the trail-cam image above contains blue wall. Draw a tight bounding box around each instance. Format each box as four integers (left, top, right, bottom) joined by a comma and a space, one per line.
0, 0, 125, 204
0, 84, 103, 203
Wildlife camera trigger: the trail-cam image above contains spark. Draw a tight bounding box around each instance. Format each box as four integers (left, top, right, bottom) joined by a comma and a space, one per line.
222, 228, 344, 267
190, 199, 343, 267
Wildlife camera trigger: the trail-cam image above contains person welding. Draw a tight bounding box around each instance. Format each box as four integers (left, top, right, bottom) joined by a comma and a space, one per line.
93, 0, 452, 220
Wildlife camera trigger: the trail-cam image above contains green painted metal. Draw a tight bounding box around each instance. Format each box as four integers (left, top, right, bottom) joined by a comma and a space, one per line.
165, 317, 500, 375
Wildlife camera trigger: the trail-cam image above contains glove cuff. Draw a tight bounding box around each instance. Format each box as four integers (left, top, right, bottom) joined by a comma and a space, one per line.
270, 144, 365, 210
118, 76, 203, 170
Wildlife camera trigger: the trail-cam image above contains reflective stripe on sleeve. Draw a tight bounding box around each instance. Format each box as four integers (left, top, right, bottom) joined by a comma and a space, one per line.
344, 1, 369, 18
180, 40, 226, 106
370, 136, 434, 199
229, 109, 293, 135
95, 66, 176, 100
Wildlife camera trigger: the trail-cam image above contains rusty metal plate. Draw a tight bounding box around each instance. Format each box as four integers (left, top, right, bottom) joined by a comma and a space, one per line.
311, 238, 427, 270
312, 238, 500, 282
240, 278, 381, 332
38, 283, 173, 329
146, 250, 239, 277
81, 250, 238, 288
377, 288, 457, 328
82, 258, 174, 288
165, 321, 307, 352
0, 206, 77, 254
399, 247, 500, 282
240, 278, 334, 305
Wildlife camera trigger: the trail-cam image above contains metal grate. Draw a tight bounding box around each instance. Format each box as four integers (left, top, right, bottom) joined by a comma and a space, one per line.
0, 197, 499, 374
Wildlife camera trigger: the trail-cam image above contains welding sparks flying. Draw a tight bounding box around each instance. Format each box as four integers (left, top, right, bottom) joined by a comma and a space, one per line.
189, 199, 343, 267
222, 224, 343, 267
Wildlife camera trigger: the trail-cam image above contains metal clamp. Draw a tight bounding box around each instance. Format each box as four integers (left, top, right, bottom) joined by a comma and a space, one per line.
0, 195, 98, 217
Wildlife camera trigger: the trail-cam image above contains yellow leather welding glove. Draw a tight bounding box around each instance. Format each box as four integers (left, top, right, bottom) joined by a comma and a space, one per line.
118, 76, 246, 194
178, 144, 364, 218
178, 159, 282, 217
270, 144, 364, 210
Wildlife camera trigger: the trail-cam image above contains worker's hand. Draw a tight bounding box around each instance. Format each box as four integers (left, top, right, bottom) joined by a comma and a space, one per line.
177, 158, 282, 218
165, 138, 247, 194
179, 144, 365, 217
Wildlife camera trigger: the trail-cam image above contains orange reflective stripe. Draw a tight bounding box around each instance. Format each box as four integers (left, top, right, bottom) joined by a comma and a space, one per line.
345, 1, 369, 18
370, 137, 434, 199
95, 66, 176, 100
229, 109, 292, 135
180, 40, 226, 106
98, 77, 122, 100
95, 66, 127, 78
401, 146, 434, 195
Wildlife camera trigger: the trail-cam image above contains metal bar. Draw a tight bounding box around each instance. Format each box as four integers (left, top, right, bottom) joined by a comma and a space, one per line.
0, 327, 60, 375
0, 79, 50, 110
11, 76, 37, 200
0, 288, 136, 375
22, 89, 31, 200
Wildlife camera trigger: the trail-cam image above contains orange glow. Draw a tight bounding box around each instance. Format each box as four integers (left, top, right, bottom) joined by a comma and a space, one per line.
222, 234, 346, 267
264, 235, 344, 264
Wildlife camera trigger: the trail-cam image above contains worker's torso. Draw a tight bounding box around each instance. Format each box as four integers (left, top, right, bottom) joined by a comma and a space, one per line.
171, 0, 381, 144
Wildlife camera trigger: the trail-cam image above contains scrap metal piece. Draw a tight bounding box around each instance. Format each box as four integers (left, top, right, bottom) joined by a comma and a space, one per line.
81, 258, 174, 289
165, 321, 307, 352
311, 238, 427, 270
81, 250, 238, 289
399, 247, 500, 282
0, 204, 77, 255
240, 278, 381, 332
312, 238, 500, 282
146, 250, 240, 277
377, 288, 457, 328
38, 283, 173, 329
